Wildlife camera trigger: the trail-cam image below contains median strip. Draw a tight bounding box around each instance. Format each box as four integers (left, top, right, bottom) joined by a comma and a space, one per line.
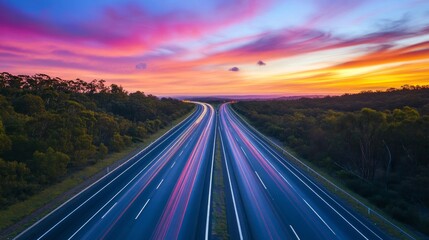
211, 125, 230, 240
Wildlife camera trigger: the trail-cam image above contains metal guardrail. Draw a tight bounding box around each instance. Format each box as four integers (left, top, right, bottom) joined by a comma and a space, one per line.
230, 105, 416, 240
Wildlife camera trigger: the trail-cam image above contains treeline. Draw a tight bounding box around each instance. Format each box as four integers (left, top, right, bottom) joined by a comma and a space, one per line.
0, 72, 192, 208
233, 86, 429, 234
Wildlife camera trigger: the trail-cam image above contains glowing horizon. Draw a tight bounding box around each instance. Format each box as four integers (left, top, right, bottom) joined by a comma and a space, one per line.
1, 0, 428, 96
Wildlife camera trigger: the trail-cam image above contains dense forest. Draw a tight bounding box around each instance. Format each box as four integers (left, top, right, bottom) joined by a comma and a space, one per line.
0, 72, 192, 209
233, 86, 429, 235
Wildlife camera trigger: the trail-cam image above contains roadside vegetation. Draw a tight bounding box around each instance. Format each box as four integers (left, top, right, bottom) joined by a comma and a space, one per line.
0, 72, 193, 216
232, 85, 429, 235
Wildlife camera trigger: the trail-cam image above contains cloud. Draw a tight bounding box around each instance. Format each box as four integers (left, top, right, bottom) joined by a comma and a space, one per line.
375, 14, 410, 32
136, 63, 147, 70
0, 0, 277, 50
198, 23, 429, 67
1, 0, 428, 96
330, 41, 429, 69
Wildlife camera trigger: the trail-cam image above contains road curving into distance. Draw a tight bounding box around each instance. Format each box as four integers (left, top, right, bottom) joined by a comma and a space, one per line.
16, 101, 391, 240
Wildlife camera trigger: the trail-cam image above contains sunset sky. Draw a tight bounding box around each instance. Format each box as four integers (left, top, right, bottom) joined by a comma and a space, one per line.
1, 0, 428, 96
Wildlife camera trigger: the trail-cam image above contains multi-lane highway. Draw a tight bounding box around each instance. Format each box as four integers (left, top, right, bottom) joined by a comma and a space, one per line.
16, 102, 216, 240
16, 101, 391, 240
219, 102, 390, 240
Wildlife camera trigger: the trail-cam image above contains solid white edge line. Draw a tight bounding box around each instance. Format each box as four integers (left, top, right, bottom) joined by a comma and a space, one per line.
254, 171, 267, 190
135, 199, 151, 220
220, 125, 244, 240
290, 225, 301, 240
205, 104, 216, 240
101, 202, 117, 219
156, 179, 164, 190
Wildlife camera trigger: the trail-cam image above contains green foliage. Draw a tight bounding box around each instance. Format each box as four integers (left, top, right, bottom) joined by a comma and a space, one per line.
0, 159, 34, 207
0, 72, 193, 209
13, 94, 45, 115
31, 148, 70, 183
110, 133, 126, 152
0, 119, 12, 153
96, 143, 108, 161
233, 86, 429, 234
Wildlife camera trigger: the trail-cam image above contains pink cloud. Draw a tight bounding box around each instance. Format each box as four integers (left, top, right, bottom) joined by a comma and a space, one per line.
0, 1, 276, 50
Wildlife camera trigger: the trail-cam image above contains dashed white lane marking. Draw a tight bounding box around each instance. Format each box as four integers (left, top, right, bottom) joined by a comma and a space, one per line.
290, 225, 300, 240
255, 171, 267, 190
101, 202, 117, 219
303, 199, 336, 235
156, 179, 164, 189
135, 199, 150, 220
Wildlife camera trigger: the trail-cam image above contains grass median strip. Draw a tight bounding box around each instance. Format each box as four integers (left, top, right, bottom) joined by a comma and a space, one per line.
211, 125, 229, 240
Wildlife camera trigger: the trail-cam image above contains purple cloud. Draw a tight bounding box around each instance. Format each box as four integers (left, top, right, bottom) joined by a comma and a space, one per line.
257, 60, 266, 66
136, 63, 147, 70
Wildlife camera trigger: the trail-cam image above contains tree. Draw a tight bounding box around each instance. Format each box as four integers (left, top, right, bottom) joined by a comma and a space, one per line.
335, 108, 386, 180
13, 94, 45, 115
0, 158, 32, 207
95, 114, 118, 144
0, 119, 11, 153
72, 133, 96, 167
110, 133, 125, 152
96, 143, 108, 160
31, 147, 70, 183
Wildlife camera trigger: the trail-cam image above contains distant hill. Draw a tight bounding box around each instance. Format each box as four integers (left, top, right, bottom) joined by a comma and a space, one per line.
179, 94, 325, 102
275, 95, 325, 101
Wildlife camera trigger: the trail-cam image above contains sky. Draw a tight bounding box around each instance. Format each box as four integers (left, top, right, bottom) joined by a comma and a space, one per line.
1, 0, 429, 96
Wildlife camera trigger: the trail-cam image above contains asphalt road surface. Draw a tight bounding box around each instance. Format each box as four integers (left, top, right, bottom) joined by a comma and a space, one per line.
16, 101, 391, 240
218, 102, 390, 240
16, 102, 216, 240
